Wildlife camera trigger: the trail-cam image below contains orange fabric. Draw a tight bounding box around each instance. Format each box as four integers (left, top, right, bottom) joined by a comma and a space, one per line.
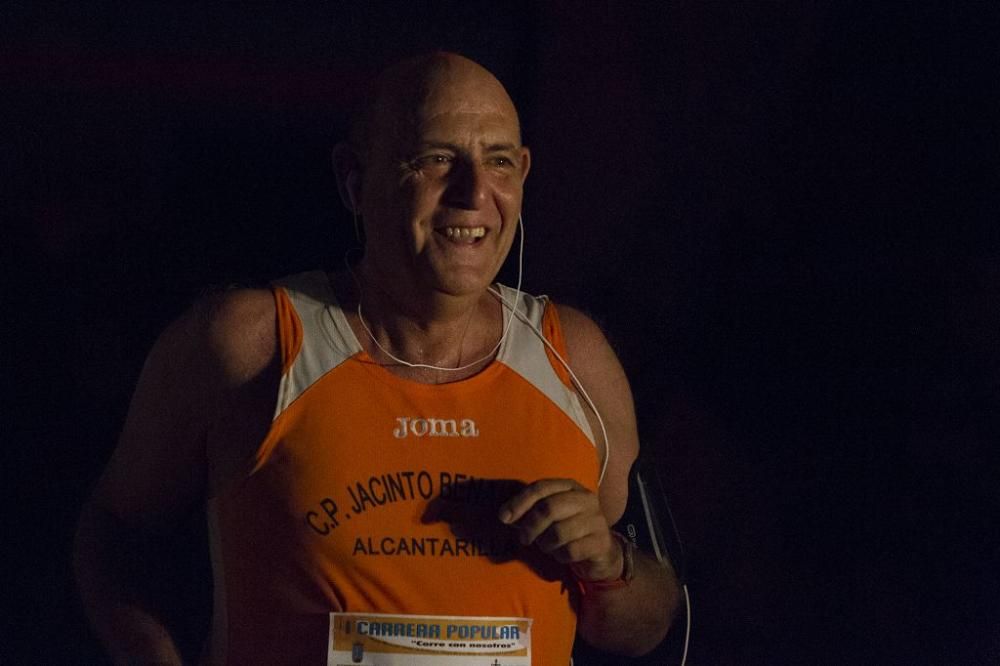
541, 301, 574, 389
209, 300, 599, 665
272, 286, 302, 376
245, 287, 301, 475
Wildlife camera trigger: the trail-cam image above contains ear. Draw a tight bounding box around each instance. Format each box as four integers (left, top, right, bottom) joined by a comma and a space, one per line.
519, 146, 532, 184
331, 142, 363, 213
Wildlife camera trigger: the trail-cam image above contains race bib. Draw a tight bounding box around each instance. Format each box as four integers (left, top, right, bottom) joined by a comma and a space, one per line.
328, 612, 532, 665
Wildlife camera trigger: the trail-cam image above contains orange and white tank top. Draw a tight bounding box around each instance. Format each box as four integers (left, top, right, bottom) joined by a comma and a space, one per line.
205, 270, 600, 665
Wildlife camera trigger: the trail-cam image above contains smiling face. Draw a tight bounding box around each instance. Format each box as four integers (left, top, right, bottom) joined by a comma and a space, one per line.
356, 54, 531, 301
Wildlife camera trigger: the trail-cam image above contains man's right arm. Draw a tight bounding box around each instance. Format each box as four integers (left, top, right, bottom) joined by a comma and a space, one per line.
73, 289, 277, 665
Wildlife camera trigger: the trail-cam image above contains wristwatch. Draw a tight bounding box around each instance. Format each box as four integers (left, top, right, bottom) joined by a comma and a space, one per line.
574, 530, 635, 594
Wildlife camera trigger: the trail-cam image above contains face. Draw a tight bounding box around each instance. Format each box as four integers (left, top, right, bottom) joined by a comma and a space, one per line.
357, 58, 531, 300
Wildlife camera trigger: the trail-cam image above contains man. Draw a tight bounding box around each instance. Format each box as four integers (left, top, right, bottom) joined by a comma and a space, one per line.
74, 52, 680, 664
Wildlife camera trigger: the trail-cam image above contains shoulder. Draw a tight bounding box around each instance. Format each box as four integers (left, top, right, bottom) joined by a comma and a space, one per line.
552, 305, 630, 401
150, 287, 277, 393
195, 287, 278, 387
91, 288, 278, 523
133, 287, 278, 462
551, 305, 611, 361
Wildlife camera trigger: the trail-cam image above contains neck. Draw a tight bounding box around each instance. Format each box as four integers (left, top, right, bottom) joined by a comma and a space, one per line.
362, 265, 480, 327
348, 263, 498, 371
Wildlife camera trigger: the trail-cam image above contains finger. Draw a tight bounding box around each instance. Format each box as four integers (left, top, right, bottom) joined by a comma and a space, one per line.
498, 478, 580, 525
550, 531, 612, 567
513, 491, 590, 545
533, 512, 605, 554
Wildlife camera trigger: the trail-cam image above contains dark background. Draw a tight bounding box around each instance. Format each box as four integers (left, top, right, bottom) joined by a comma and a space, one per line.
4, 2, 998, 664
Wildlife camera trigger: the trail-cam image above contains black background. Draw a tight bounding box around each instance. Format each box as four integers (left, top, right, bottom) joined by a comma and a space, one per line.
4, 2, 998, 664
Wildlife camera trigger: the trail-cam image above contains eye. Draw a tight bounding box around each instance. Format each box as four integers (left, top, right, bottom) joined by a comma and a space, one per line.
412, 154, 452, 169
490, 156, 516, 168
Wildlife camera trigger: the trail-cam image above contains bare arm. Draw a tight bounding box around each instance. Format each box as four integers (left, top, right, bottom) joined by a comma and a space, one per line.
73, 289, 277, 665
498, 306, 681, 656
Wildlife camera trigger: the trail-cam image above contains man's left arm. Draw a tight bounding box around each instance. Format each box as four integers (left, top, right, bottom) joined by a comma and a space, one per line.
498, 306, 682, 656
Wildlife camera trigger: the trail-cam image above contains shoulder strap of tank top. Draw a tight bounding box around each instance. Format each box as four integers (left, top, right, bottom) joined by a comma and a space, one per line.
494, 284, 596, 445
270, 270, 361, 417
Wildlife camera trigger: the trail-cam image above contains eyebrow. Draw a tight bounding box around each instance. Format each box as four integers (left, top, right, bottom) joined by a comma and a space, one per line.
413, 141, 520, 152
483, 142, 519, 153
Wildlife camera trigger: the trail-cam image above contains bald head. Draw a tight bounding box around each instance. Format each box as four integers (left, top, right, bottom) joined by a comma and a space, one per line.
350, 52, 522, 163
331, 51, 530, 300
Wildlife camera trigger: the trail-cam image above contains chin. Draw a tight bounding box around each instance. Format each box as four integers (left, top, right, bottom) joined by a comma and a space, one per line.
430, 270, 498, 297
434, 280, 491, 298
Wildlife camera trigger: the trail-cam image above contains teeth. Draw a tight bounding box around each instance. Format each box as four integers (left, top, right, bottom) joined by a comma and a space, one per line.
443, 226, 486, 239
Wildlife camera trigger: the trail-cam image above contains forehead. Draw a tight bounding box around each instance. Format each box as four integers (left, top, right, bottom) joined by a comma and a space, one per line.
371, 58, 522, 153
412, 106, 520, 148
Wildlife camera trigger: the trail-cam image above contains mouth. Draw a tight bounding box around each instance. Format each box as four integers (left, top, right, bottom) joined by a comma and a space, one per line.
435, 226, 488, 244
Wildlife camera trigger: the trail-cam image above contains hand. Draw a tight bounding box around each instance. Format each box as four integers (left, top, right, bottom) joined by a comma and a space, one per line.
498, 478, 623, 582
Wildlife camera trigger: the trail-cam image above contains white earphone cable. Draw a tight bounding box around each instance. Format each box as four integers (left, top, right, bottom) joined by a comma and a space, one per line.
486, 285, 613, 488
347, 212, 690, 664
353, 215, 525, 372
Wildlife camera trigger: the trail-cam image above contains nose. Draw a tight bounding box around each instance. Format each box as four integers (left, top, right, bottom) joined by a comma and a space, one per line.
444, 160, 488, 210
